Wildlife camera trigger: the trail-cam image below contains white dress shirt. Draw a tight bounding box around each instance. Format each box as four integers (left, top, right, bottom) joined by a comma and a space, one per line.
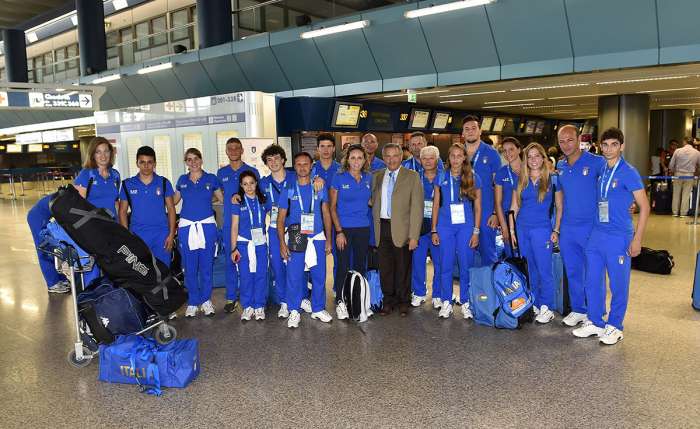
669, 145, 700, 174
381, 167, 401, 219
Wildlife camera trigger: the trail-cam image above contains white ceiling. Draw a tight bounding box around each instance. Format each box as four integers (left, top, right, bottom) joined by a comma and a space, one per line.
355, 62, 700, 119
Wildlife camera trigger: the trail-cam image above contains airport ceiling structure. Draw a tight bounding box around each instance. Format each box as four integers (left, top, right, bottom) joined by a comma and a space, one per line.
0, 0, 70, 29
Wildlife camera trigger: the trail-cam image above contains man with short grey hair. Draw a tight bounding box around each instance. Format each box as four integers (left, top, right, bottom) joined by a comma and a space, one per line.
669, 137, 700, 217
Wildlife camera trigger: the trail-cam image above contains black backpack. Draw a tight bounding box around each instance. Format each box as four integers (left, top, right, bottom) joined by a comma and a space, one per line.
632, 247, 674, 275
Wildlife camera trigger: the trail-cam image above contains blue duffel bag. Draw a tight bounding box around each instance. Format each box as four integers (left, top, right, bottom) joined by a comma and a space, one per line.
469, 265, 499, 327
99, 335, 200, 395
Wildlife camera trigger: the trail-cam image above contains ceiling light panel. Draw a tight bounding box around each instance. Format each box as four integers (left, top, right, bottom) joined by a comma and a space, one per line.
511, 83, 589, 91
597, 75, 689, 85
440, 90, 506, 98
484, 98, 544, 104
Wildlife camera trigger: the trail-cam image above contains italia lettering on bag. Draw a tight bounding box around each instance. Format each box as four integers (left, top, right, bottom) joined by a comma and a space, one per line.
117, 245, 150, 276
120, 365, 148, 379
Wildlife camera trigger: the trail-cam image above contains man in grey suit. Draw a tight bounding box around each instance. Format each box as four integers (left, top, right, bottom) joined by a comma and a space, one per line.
370, 143, 424, 316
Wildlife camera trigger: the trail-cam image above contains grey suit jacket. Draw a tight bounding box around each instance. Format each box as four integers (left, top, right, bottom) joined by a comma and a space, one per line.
371, 167, 424, 247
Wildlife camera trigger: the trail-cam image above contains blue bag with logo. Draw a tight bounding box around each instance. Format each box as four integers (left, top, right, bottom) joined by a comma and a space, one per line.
492, 259, 534, 329
468, 266, 499, 327
99, 335, 200, 395
366, 270, 383, 312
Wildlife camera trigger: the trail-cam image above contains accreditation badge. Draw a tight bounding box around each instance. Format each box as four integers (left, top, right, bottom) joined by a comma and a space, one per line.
423, 200, 433, 218
598, 200, 609, 223
270, 206, 279, 225
251, 228, 266, 246
450, 203, 466, 224
301, 212, 315, 235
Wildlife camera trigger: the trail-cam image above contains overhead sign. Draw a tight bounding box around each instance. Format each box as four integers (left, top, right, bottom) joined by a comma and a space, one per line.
42, 128, 75, 143
16, 132, 43, 144
28, 92, 93, 109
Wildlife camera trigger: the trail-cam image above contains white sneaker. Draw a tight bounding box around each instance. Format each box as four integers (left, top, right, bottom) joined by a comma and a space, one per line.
300, 299, 312, 313
533, 305, 540, 316
411, 294, 426, 307
535, 305, 554, 324
287, 310, 300, 328
438, 303, 453, 319
185, 305, 198, 318
562, 312, 588, 327
200, 300, 215, 317
572, 320, 605, 338
277, 303, 289, 319
461, 302, 473, 319
254, 308, 266, 320
432, 298, 442, 309
48, 281, 70, 294
311, 310, 333, 323
241, 307, 254, 321
336, 302, 349, 320
599, 325, 624, 345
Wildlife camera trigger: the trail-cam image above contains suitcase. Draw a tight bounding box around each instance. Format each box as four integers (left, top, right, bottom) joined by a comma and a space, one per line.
651, 181, 672, 214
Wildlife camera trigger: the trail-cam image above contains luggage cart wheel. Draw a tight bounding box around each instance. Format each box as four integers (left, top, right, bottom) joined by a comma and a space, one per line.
68, 347, 93, 368
154, 323, 177, 345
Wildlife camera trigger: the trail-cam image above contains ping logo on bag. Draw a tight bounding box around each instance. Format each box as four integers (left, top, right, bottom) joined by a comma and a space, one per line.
117, 245, 150, 276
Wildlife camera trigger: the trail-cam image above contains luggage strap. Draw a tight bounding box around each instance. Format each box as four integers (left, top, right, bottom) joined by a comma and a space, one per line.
69, 207, 114, 229
149, 253, 170, 301
130, 340, 162, 396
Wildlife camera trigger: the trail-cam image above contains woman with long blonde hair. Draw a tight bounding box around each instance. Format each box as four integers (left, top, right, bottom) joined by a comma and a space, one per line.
431, 143, 482, 320
510, 143, 563, 324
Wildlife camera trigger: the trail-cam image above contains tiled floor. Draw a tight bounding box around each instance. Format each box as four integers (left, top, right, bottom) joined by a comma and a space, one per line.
1, 194, 699, 428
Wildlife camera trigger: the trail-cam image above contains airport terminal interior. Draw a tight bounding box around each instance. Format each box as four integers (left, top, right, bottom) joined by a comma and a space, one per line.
2, 0, 700, 427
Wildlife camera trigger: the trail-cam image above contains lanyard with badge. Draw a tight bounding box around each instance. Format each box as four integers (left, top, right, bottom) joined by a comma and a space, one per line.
598, 159, 621, 223
506, 165, 515, 187
296, 182, 316, 235
422, 171, 434, 219
450, 175, 466, 224
245, 196, 266, 245
268, 180, 284, 226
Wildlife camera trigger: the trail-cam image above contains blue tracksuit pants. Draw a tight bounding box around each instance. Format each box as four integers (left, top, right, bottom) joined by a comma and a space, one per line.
286, 240, 326, 313
27, 209, 63, 288
268, 228, 287, 305
517, 225, 555, 309
222, 223, 240, 301
238, 243, 269, 310
478, 222, 498, 266
132, 227, 171, 267
179, 223, 218, 306
438, 224, 475, 304
559, 223, 594, 314
412, 232, 441, 298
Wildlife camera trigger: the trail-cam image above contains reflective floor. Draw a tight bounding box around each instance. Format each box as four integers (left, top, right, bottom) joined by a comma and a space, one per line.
2, 193, 700, 428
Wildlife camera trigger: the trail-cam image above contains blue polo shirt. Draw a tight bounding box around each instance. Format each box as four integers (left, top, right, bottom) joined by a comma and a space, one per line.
176, 172, 221, 221
279, 182, 328, 236
75, 167, 121, 216
437, 172, 482, 226
312, 160, 340, 185
369, 157, 386, 172
470, 142, 502, 223
331, 171, 372, 228
232, 195, 269, 241
495, 164, 519, 216
217, 163, 260, 227
402, 156, 445, 175
594, 158, 643, 236
260, 171, 296, 230
556, 151, 606, 226
119, 174, 174, 231
517, 175, 558, 229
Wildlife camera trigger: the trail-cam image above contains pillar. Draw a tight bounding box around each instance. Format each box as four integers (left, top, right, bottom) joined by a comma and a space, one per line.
650, 109, 692, 151
197, 0, 233, 49
76, 0, 107, 76
1, 29, 28, 83
598, 94, 650, 177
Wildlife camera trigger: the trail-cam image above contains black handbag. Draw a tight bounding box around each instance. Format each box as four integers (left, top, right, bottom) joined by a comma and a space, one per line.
287, 224, 308, 253
632, 247, 674, 275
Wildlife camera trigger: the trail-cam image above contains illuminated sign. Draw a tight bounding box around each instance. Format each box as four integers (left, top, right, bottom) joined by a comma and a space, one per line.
28, 92, 93, 109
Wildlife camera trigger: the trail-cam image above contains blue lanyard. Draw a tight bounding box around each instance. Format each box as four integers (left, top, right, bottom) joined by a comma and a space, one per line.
471, 145, 481, 166
450, 175, 460, 202
244, 196, 262, 227
600, 159, 621, 201
295, 182, 315, 213
506, 165, 515, 186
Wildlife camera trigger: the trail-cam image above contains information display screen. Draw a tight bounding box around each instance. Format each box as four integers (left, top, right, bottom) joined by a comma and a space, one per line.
409, 109, 431, 129
492, 118, 506, 132
332, 102, 362, 128
6, 144, 22, 153
535, 121, 546, 134
525, 120, 536, 134
481, 116, 494, 132
28, 144, 43, 153
432, 112, 450, 130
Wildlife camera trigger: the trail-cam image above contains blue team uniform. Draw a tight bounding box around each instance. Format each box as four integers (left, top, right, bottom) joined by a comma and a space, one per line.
556, 151, 606, 314
217, 163, 260, 302
75, 167, 121, 218
436, 172, 482, 304
232, 195, 269, 311
176, 172, 222, 306
495, 164, 519, 257
412, 171, 442, 299
369, 157, 386, 172
402, 156, 445, 175
469, 142, 503, 265
27, 196, 65, 288
119, 174, 174, 266
279, 182, 329, 314
312, 160, 340, 278
585, 158, 643, 331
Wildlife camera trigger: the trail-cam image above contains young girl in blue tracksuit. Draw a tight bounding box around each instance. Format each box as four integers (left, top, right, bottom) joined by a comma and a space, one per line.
495, 137, 521, 258
431, 143, 482, 320
510, 143, 563, 325
173, 148, 224, 319
74, 137, 121, 218
231, 171, 269, 323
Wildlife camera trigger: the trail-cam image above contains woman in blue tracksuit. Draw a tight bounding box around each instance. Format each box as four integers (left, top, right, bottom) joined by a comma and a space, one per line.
231, 171, 269, 322
495, 137, 521, 258
510, 142, 563, 324
74, 136, 121, 218
431, 143, 482, 320
173, 148, 224, 319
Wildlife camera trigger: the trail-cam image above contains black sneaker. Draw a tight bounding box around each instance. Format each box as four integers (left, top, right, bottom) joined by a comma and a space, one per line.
224, 300, 238, 313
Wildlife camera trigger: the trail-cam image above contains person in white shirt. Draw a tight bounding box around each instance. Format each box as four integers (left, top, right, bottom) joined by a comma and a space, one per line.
669, 138, 700, 217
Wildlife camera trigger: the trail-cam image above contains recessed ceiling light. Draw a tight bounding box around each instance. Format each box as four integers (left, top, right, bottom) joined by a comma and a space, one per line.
439, 100, 463, 103
300, 20, 369, 39
404, 0, 497, 19
482, 103, 535, 109
440, 90, 505, 98
658, 103, 700, 107
548, 93, 615, 100
597, 75, 689, 85
137, 62, 173, 74
637, 87, 700, 94
384, 89, 449, 98
484, 98, 544, 104
522, 104, 576, 109
511, 83, 589, 91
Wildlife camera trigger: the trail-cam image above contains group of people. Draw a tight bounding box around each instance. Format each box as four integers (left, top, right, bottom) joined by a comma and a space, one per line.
29, 115, 649, 345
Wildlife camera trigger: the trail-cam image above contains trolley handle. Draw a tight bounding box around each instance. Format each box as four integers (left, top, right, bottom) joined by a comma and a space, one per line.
507, 210, 522, 258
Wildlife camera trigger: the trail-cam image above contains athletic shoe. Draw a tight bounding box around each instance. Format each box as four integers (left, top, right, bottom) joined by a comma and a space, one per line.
48, 282, 70, 294
311, 310, 333, 323
535, 305, 554, 324
432, 298, 442, 309
438, 303, 453, 319
562, 312, 587, 327
254, 308, 266, 321
224, 300, 238, 313
599, 325, 624, 345
336, 302, 349, 320
411, 294, 426, 307
287, 310, 300, 328
461, 302, 473, 319
240, 307, 254, 321
301, 299, 312, 313
278, 303, 289, 319
533, 306, 540, 316
185, 305, 198, 318
200, 300, 215, 317
572, 320, 605, 338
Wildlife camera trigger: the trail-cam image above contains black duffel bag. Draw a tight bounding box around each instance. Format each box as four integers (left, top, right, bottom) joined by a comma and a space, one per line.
632, 247, 674, 275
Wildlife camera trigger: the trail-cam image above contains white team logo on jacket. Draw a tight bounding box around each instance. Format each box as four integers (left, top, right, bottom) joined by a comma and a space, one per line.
612, 179, 618, 189
482, 156, 488, 164
156, 187, 161, 196
342, 184, 350, 189
582, 167, 590, 176
619, 255, 625, 264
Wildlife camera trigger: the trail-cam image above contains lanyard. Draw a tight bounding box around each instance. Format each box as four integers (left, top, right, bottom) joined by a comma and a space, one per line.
244, 196, 262, 227
268, 183, 275, 204
471, 145, 481, 166
506, 165, 514, 186
412, 158, 418, 171
450, 175, 461, 202
600, 159, 621, 200
295, 182, 315, 213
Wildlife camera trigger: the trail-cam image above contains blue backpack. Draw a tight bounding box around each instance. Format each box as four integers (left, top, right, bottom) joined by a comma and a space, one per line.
468, 266, 499, 327
491, 259, 534, 329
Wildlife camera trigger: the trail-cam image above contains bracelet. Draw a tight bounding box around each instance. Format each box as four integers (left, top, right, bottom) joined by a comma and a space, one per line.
431, 231, 438, 235
336, 230, 344, 235
553, 230, 560, 234
473, 227, 481, 235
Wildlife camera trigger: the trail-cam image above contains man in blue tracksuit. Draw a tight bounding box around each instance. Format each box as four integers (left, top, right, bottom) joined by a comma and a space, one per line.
555, 125, 606, 327
362, 133, 386, 172
402, 131, 445, 175
27, 195, 68, 293
217, 137, 259, 313
462, 115, 502, 266
118, 146, 177, 267
573, 127, 649, 345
